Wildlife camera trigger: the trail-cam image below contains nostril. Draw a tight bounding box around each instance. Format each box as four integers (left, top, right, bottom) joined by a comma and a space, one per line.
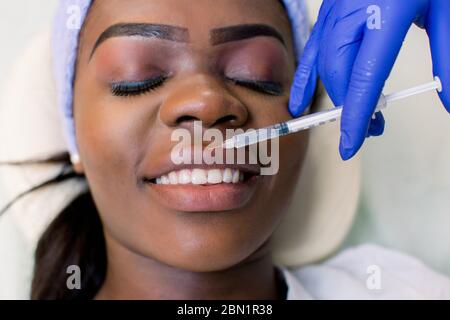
176, 115, 200, 125
212, 115, 238, 127
175, 115, 239, 127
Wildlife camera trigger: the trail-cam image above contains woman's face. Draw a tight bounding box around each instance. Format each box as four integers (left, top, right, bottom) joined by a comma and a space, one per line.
74, 0, 309, 272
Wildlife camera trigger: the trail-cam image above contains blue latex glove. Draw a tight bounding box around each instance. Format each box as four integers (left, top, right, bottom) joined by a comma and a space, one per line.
290, 0, 450, 160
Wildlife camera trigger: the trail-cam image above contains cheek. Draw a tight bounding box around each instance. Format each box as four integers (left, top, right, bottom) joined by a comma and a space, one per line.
244, 98, 294, 138
76, 108, 130, 177
73, 88, 166, 257
73, 79, 145, 206
279, 132, 309, 190
268, 132, 309, 211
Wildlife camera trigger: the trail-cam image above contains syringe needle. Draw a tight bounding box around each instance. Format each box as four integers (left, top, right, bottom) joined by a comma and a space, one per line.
220, 77, 442, 150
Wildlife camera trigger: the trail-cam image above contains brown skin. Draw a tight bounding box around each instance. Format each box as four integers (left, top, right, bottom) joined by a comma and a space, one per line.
73, 0, 309, 299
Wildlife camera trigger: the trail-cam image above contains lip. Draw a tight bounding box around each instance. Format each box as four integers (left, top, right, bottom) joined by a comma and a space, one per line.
144, 163, 261, 182
144, 173, 260, 212
139, 148, 262, 212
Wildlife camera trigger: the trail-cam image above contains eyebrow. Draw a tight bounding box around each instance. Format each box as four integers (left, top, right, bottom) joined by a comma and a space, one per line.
90, 23, 286, 60
210, 24, 286, 47
90, 23, 190, 59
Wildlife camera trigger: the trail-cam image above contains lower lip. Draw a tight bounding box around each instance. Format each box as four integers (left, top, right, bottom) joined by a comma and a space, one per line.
144, 176, 260, 212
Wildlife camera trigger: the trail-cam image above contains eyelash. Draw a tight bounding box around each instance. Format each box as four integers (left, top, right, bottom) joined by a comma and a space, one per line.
110, 75, 283, 97
226, 78, 283, 96
111, 75, 167, 97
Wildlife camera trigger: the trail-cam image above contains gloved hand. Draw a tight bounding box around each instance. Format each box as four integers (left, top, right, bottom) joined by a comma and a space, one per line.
289, 0, 450, 160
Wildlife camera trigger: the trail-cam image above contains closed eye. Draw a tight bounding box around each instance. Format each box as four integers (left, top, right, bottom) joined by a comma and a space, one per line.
226, 77, 284, 96
110, 75, 167, 97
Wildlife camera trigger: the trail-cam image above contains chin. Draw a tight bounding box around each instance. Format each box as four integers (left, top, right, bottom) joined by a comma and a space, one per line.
152, 230, 265, 273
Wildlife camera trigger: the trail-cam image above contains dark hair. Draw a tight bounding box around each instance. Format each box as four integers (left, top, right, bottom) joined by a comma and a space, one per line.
31, 190, 106, 300
0, 154, 106, 300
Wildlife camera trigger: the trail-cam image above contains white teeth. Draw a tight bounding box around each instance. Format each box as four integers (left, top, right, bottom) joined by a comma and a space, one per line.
168, 171, 178, 185
232, 169, 240, 183
178, 169, 191, 184
207, 169, 222, 184
191, 169, 207, 185
161, 175, 170, 185
153, 168, 251, 185
223, 168, 233, 183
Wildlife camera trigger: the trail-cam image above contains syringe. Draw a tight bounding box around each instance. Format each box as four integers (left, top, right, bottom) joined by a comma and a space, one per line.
220, 77, 443, 149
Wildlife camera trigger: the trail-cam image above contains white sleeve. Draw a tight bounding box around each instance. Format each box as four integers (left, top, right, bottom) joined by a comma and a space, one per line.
291, 244, 450, 300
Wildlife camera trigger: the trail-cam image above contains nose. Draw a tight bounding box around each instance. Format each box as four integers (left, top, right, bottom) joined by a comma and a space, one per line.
160, 74, 248, 129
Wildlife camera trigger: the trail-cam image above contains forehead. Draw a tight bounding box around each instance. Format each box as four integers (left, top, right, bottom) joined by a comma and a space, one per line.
79, 0, 293, 60
87, 0, 289, 27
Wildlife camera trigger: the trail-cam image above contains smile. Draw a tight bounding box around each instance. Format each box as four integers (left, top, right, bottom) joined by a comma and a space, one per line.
147, 168, 249, 185
142, 165, 262, 212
